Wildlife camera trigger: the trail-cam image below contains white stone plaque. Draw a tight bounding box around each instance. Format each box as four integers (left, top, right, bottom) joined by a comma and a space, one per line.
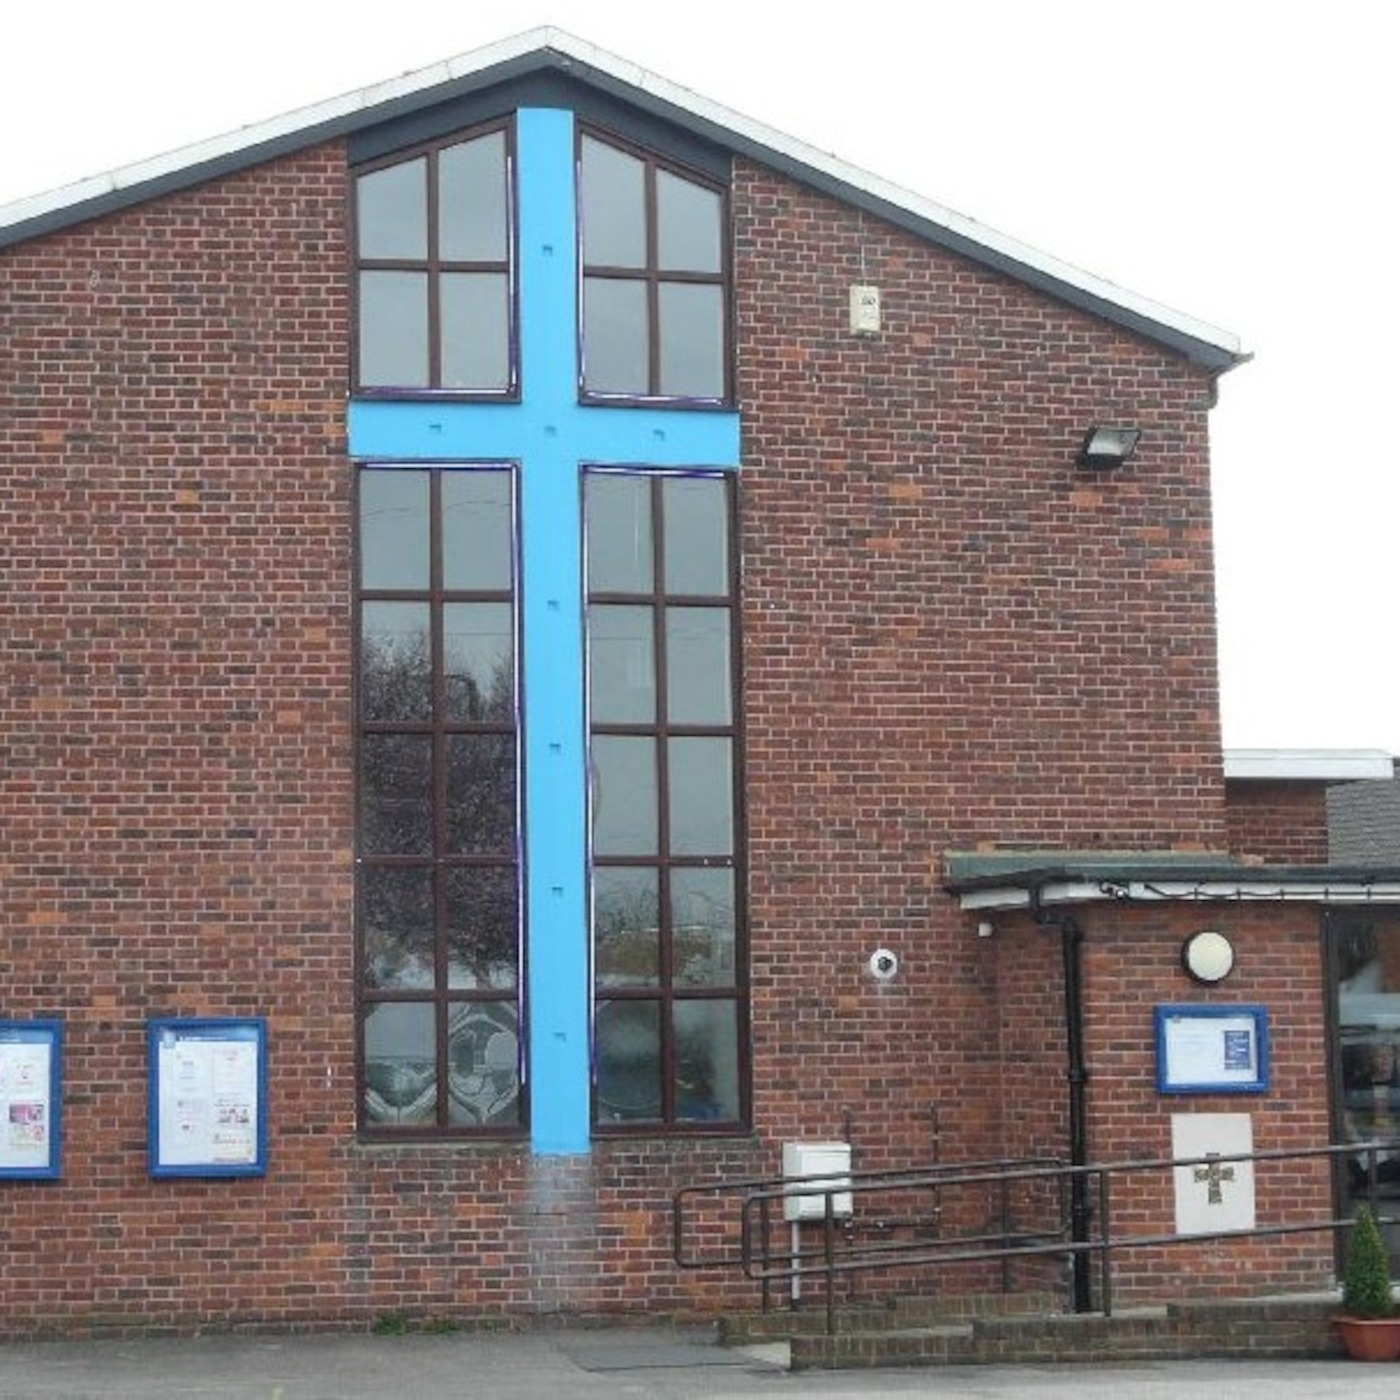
1172, 1113, 1255, 1236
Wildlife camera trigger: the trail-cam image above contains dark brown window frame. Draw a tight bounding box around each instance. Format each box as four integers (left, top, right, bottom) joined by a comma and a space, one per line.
355, 462, 527, 1140
586, 468, 750, 1134
351, 119, 520, 399
576, 126, 733, 408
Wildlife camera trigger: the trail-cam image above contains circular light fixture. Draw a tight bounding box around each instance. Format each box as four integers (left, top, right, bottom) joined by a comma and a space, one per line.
1182, 930, 1235, 985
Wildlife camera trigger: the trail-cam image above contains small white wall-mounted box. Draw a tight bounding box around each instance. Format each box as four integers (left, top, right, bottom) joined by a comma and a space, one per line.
849, 284, 882, 335
781, 1140, 853, 1221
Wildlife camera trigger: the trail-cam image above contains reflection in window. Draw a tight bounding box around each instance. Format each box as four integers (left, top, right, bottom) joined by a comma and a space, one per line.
578, 131, 729, 403
357, 465, 523, 1135
1330, 909, 1400, 1249
585, 469, 746, 1130
354, 124, 514, 394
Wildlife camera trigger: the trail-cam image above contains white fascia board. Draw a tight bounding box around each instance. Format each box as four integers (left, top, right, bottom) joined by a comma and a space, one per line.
957, 881, 1105, 912
0, 25, 1243, 365
1224, 748, 1395, 782
958, 877, 1400, 912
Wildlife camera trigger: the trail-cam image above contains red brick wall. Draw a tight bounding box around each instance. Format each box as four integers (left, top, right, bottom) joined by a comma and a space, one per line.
735, 156, 1228, 1167
1074, 903, 1334, 1301
1225, 780, 1331, 864
0, 134, 1320, 1335
0, 143, 360, 1331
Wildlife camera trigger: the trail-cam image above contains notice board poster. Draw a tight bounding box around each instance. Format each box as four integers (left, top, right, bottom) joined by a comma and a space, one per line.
0, 1020, 62, 1179
1155, 1005, 1270, 1095
148, 1019, 268, 1178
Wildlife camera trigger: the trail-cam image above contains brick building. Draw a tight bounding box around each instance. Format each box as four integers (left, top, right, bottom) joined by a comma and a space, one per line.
2, 29, 1398, 1333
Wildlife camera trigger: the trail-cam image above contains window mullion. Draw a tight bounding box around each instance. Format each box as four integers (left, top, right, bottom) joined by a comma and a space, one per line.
426, 151, 443, 389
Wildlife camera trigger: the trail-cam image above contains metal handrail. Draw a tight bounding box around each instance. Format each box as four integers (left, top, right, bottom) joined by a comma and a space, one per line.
673, 1138, 1400, 1334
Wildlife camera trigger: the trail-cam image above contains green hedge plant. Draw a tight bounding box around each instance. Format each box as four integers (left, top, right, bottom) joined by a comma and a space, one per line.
1342, 1205, 1398, 1319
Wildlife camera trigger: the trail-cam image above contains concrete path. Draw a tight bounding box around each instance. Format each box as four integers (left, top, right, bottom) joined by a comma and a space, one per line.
1, 1325, 1398, 1399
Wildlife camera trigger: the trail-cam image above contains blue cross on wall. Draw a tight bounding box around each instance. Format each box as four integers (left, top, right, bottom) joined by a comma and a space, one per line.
349, 108, 743, 1153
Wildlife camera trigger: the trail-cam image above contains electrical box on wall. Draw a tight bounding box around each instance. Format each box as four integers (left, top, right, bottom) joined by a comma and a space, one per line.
849, 284, 881, 334
781, 1140, 853, 1221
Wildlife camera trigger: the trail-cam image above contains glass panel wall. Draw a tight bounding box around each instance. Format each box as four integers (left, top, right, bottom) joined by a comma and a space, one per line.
357, 465, 523, 1135
1330, 907, 1400, 1272
585, 469, 746, 1130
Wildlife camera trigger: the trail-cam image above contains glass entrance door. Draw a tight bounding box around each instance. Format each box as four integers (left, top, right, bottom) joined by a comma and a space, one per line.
1329, 908, 1400, 1274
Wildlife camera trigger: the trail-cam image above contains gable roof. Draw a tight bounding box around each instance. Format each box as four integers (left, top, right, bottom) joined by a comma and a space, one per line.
0, 27, 1244, 373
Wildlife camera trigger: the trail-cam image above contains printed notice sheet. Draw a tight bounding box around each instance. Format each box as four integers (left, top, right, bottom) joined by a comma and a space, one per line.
0, 1022, 61, 1177
150, 1020, 267, 1176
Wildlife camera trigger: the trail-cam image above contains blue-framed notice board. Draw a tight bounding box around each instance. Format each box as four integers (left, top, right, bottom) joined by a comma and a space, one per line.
0, 1019, 62, 1179
148, 1018, 268, 1178
1155, 1004, 1270, 1094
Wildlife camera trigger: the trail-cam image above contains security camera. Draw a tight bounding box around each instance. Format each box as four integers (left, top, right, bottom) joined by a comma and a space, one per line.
868, 949, 898, 980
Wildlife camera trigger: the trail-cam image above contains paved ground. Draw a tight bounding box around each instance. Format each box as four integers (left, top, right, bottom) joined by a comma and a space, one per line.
1, 1326, 1398, 1399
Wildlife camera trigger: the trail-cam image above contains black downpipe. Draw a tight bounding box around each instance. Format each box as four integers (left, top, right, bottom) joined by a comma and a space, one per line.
1031, 888, 1092, 1313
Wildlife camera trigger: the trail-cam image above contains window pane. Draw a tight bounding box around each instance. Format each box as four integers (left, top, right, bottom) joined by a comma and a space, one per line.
445, 866, 518, 989
589, 605, 655, 725
361, 601, 431, 723
361, 734, 433, 855
444, 603, 514, 723
656, 170, 722, 273
581, 137, 646, 268
439, 132, 507, 262
594, 867, 660, 988
586, 473, 653, 594
445, 734, 517, 855
665, 607, 731, 725
658, 282, 724, 399
583, 277, 648, 395
361, 866, 435, 990
363, 1002, 436, 1126
441, 272, 510, 391
356, 158, 427, 259
442, 471, 513, 592
671, 868, 736, 988
592, 735, 658, 856
674, 1000, 739, 1122
668, 736, 733, 856
360, 470, 429, 591
448, 1002, 521, 1127
663, 476, 729, 596
595, 1000, 661, 1121
359, 270, 429, 388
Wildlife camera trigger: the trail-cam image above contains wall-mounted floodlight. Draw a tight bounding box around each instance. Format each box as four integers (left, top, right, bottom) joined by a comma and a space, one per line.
1076, 425, 1141, 471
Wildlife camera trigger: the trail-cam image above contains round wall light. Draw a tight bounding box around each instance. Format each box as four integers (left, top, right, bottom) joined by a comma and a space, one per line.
1181, 930, 1235, 985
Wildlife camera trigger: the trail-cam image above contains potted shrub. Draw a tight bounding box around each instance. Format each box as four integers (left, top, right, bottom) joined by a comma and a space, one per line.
1337, 1205, 1400, 1361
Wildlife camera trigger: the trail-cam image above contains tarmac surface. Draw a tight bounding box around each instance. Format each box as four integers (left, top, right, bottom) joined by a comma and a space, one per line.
1, 1326, 1399, 1400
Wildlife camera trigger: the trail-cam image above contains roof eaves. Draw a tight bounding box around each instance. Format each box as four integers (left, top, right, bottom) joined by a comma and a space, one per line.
0, 26, 1246, 372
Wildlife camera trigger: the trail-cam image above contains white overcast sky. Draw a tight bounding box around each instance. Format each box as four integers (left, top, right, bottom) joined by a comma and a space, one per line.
4, 1, 1396, 755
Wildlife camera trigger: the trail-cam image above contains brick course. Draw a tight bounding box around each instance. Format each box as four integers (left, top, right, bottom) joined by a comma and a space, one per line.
1225, 779, 1331, 864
